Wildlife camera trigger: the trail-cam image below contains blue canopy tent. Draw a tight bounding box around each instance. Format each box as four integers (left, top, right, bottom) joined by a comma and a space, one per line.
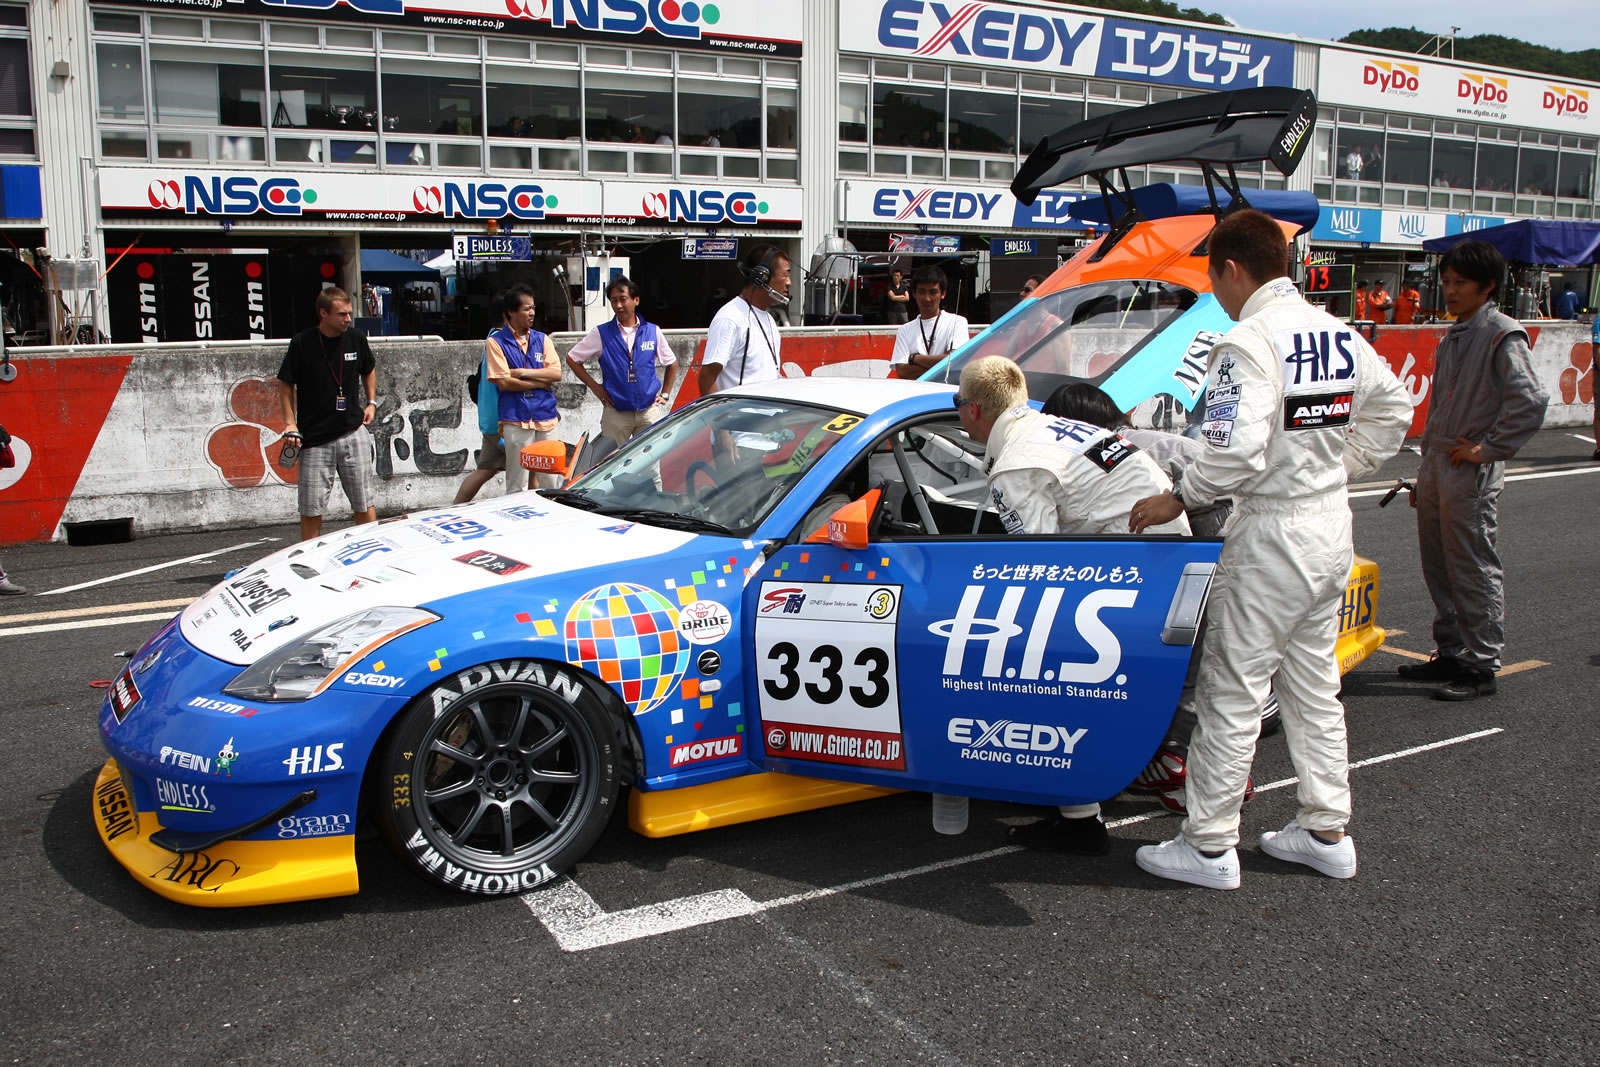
356, 250, 441, 334
1422, 220, 1600, 265
358, 248, 443, 282
1067, 182, 1322, 234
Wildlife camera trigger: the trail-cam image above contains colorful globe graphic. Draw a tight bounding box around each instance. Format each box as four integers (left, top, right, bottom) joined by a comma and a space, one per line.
564, 583, 689, 716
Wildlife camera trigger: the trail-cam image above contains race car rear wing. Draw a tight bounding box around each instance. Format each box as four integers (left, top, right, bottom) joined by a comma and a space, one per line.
1012, 87, 1317, 258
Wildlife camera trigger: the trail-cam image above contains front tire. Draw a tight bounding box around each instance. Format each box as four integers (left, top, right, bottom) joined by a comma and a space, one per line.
375, 660, 620, 895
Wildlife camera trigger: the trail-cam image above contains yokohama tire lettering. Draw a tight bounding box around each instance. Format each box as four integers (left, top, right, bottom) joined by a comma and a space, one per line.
403, 829, 557, 894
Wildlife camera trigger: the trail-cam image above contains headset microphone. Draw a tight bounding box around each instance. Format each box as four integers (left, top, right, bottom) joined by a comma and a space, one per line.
740, 244, 788, 305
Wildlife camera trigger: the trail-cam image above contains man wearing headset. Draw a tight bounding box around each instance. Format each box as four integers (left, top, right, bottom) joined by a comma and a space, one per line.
699, 243, 791, 395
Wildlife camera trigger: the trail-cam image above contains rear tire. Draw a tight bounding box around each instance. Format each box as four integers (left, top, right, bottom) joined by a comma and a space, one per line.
374, 660, 620, 896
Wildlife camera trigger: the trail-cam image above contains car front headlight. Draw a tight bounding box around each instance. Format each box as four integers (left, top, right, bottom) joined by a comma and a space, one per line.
222, 606, 438, 702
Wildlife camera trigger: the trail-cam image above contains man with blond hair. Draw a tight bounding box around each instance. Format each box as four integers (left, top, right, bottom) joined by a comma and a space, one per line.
955, 354, 1188, 853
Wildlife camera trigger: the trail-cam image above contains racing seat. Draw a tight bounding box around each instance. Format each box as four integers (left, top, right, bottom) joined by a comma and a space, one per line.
898, 481, 1007, 536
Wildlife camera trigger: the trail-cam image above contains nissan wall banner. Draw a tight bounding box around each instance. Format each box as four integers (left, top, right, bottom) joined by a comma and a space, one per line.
1319, 49, 1595, 136
839, 0, 1293, 90
100, 0, 802, 56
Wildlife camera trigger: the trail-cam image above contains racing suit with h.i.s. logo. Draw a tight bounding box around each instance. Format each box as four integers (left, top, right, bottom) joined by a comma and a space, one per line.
1177, 278, 1411, 851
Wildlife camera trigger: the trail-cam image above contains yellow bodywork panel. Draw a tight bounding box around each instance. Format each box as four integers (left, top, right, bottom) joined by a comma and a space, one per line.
1334, 555, 1385, 674
93, 760, 359, 907
630, 771, 900, 839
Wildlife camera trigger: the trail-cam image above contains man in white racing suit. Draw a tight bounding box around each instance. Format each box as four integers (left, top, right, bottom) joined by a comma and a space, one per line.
957, 355, 1188, 853
1128, 209, 1411, 890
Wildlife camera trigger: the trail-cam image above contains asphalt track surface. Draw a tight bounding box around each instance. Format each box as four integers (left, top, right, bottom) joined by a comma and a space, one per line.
1, 429, 1595, 1066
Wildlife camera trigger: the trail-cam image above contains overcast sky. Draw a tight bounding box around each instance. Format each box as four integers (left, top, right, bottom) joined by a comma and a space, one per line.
1213, 2, 1600, 55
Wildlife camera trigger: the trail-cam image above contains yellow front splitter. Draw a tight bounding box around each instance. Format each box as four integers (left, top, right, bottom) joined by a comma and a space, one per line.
93, 759, 359, 908
629, 770, 900, 838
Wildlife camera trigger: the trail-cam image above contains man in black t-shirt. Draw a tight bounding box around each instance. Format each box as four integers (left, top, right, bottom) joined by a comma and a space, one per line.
275, 287, 378, 541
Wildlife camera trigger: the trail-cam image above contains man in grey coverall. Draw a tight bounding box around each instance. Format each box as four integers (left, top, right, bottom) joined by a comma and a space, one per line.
1401, 241, 1548, 700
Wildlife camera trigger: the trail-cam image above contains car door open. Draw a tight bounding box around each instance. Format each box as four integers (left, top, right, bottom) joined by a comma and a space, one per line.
746, 487, 1222, 809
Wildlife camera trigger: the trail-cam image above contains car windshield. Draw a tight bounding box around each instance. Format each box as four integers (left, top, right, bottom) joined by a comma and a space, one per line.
938, 278, 1199, 400
558, 396, 862, 535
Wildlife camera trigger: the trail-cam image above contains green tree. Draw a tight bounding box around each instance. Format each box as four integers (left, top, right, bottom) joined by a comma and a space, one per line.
1341, 27, 1600, 82
1066, 0, 1229, 27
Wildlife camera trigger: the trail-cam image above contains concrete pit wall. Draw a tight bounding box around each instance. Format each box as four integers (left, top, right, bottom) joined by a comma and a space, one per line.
0, 323, 1592, 545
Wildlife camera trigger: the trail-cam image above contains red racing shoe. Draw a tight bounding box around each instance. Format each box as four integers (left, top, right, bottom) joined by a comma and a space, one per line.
1127, 751, 1185, 795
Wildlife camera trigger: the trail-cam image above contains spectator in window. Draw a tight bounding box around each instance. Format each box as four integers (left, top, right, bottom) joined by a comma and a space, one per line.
701, 130, 722, 148
506, 116, 528, 138
1434, 169, 1451, 188
1362, 144, 1383, 181
918, 128, 935, 149
629, 124, 649, 144
1343, 144, 1364, 180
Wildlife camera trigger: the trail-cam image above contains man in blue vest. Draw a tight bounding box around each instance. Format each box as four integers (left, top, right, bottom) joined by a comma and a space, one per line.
566, 275, 678, 443
485, 283, 562, 493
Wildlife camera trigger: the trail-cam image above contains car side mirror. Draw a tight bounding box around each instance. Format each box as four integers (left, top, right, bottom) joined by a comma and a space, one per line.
520, 439, 569, 477
825, 489, 882, 551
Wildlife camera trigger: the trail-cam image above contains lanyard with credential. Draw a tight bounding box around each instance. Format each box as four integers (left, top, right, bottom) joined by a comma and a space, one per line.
919, 312, 942, 355
623, 323, 640, 383
323, 333, 347, 411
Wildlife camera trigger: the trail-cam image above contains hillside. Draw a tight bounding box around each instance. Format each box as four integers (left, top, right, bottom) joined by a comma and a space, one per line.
1340, 27, 1600, 82
1067, 0, 1228, 27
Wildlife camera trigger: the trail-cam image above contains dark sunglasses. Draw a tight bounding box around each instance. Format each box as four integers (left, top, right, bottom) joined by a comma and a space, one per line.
952, 394, 970, 409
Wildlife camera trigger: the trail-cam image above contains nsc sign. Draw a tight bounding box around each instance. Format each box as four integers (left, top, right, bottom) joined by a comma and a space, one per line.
605, 182, 803, 228
97, 169, 602, 221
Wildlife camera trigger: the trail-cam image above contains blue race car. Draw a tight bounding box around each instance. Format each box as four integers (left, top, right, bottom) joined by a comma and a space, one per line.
95, 376, 1222, 905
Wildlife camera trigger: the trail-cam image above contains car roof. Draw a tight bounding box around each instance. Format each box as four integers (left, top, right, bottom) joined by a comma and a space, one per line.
721, 375, 956, 415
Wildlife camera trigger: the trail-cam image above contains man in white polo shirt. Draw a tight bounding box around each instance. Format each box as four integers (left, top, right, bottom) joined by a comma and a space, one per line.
566, 275, 678, 442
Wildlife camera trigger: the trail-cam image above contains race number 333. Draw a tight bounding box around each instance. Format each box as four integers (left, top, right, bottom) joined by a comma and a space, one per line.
755, 581, 906, 771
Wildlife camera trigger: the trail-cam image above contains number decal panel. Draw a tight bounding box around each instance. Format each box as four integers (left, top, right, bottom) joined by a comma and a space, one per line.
754, 582, 905, 771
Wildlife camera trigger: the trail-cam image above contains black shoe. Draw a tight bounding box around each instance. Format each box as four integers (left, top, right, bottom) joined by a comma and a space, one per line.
1434, 667, 1497, 701
1398, 654, 1460, 682
1009, 813, 1108, 855
1593, 446, 1600, 461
